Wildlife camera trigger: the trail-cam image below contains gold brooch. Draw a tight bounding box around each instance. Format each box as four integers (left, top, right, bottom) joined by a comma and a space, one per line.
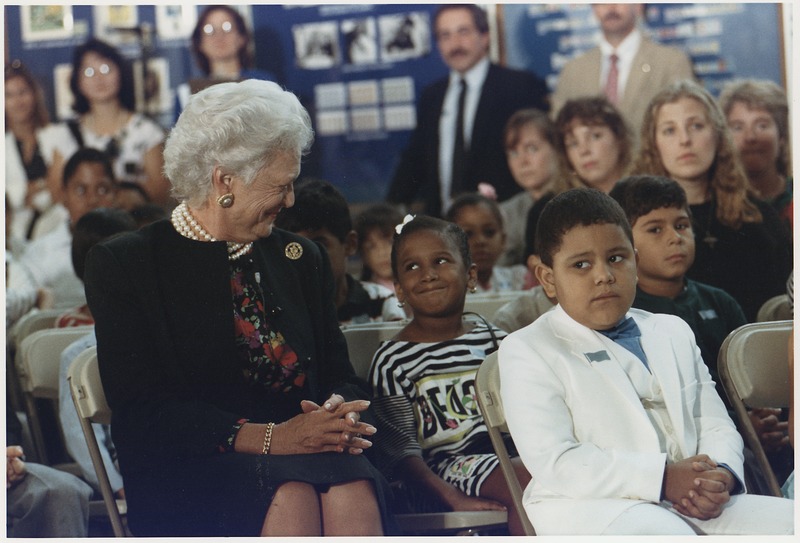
285, 242, 303, 260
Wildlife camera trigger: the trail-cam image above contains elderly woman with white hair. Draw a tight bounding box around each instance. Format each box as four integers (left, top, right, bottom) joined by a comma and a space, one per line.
83, 80, 389, 536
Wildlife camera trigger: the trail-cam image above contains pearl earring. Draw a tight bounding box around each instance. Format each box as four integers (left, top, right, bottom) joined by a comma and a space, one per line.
217, 193, 235, 208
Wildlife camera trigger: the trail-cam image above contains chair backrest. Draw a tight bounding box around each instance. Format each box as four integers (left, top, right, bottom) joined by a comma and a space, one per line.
18, 326, 93, 399
68, 347, 113, 425
464, 292, 520, 321
10, 308, 64, 351
341, 321, 407, 380
68, 347, 128, 536
756, 294, 792, 322
475, 351, 536, 535
718, 320, 792, 497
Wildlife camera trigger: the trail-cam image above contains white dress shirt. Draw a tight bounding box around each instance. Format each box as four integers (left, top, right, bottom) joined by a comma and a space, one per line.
599, 29, 642, 103
438, 56, 490, 213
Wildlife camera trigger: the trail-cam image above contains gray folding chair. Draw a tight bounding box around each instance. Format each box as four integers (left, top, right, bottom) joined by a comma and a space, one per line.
718, 320, 792, 497
8, 308, 64, 413
17, 326, 93, 466
475, 350, 536, 535
68, 347, 130, 537
756, 294, 792, 322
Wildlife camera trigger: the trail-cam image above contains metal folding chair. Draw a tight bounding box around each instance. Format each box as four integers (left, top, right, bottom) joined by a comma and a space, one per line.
475, 350, 536, 535
67, 347, 130, 537
718, 320, 792, 497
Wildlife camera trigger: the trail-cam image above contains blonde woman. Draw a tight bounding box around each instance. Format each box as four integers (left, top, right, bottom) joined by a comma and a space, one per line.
632, 79, 791, 321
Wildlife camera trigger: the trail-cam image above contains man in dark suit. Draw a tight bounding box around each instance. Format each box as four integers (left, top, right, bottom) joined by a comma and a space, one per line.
387, 4, 548, 216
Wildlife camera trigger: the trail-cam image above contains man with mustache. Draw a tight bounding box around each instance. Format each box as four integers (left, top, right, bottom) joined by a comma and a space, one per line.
552, 4, 694, 141
387, 4, 548, 217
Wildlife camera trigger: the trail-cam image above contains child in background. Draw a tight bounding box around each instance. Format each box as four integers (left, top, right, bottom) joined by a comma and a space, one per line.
275, 178, 405, 324
369, 215, 530, 535
498, 109, 559, 266
609, 175, 746, 398
499, 188, 793, 535
446, 194, 528, 292
354, 203, 403, 292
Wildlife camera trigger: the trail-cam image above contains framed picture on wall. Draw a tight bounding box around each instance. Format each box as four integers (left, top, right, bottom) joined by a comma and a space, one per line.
155, 4, 197, 40
93, 5, 140, 46
21, 5, 74, 42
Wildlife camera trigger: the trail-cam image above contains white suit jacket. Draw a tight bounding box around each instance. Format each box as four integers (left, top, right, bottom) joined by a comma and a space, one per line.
552, 38, 694, 137
499, 305, 743, 535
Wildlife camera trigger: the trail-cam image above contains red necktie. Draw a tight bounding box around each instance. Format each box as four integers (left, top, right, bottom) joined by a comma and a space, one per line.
605, 54, 619, 105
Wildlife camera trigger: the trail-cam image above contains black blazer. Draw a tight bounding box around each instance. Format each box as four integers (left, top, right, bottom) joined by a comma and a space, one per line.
85, 220, 365, 463
387, 63, 549, 216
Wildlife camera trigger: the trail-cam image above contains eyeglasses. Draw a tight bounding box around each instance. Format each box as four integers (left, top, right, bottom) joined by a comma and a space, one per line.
203, 21, 234, 36
83, 64, 112, 78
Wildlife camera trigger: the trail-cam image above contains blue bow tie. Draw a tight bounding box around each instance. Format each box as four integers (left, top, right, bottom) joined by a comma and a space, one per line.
597, 317, 649, 371
598, 316, 641, 341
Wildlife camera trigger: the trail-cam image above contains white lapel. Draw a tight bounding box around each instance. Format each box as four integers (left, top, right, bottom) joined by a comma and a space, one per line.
633, 311, 692, 458
549, 306, 650, 417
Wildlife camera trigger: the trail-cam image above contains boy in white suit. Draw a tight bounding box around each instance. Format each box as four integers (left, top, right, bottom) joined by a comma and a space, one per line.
499, 188, 793, 535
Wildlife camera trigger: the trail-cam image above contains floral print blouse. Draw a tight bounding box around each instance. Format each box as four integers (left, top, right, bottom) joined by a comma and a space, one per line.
219, 255, 305, 453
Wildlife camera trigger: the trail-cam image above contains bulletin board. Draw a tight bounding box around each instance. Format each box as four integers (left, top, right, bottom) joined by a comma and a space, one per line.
4, 4, 789, 205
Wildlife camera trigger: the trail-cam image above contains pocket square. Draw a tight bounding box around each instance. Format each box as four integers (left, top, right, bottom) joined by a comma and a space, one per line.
585, 350, 610, 363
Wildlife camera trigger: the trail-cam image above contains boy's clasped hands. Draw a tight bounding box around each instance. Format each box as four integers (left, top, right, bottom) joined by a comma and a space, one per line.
663, 454, 734, 520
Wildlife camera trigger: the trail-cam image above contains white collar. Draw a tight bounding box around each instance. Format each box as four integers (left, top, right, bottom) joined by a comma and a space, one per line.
449, 56, 490, 89
599, 28, 641, 59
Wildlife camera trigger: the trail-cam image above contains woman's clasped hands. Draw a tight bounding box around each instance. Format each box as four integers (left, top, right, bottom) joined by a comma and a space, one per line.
273, 394, 376, 455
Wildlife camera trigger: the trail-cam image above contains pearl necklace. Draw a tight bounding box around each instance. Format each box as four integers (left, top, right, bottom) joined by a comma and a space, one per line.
170, 202, 253, 261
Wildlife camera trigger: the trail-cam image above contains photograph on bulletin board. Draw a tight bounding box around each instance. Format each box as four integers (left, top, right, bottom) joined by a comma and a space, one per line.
21, 5, 74, 42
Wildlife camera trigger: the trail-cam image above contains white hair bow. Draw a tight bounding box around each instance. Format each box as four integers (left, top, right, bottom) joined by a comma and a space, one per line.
395, 214, 415, 235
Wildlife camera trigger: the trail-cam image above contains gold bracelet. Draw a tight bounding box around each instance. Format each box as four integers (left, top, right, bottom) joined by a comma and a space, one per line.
262, 422, 275, 455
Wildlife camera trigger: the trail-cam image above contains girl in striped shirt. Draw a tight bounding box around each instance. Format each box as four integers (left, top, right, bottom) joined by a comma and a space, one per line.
368, 215, 530, 535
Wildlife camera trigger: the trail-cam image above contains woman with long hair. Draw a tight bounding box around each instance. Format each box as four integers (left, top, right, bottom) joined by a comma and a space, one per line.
632, 79, 791, 321
5, 61, 74, 240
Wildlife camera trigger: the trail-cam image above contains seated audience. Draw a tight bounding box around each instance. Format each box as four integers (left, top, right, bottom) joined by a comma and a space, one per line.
369, 215, 530, 535
498, 108, 559, 266
5, 61, 76, 241
632, 79, 791, 321
50, 38, 169, 204
499, 188, 794, 535
609, 175, 746, 397
84, 80, 389, 536
7, 147, 118, 310
446, 193, 529, 292
275, 178, 405, 324
354, 203, 404, 292
718, 79, 792, 231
